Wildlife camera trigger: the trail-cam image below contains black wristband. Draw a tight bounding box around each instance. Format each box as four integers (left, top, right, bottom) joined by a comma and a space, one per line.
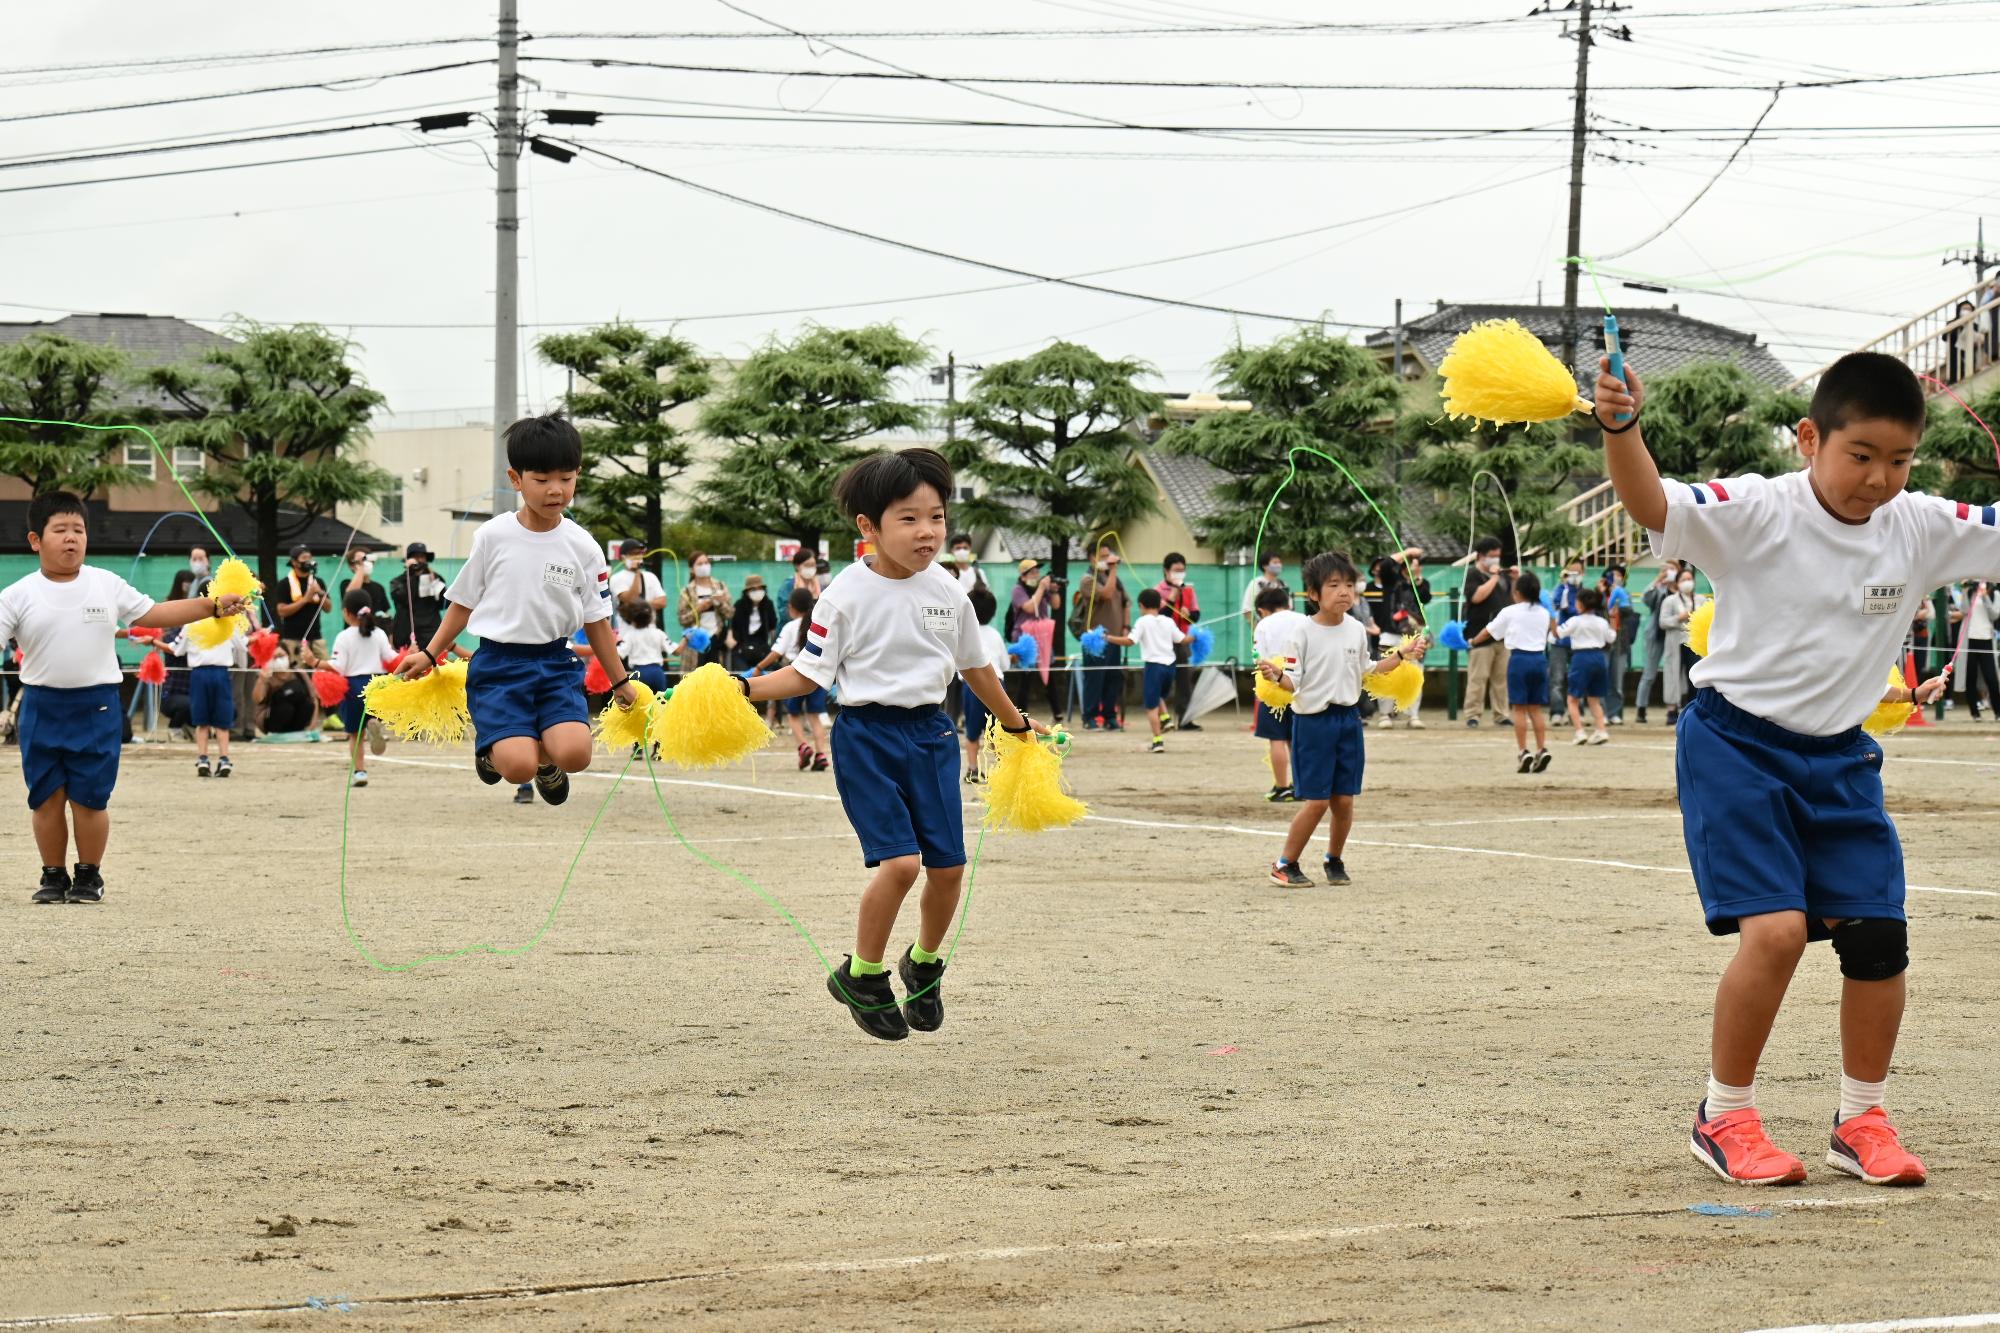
607, 675, 630, 693
1596, 409, 1641, 435
738, 675, 752, 698
1002, 716, 1032, 734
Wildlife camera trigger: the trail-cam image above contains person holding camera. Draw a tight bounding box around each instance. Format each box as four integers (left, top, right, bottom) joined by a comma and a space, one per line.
344, 547, 390, 620
1006, 558, 1064, 724
273, 545, 333, 669
1155, 552, 1202, 731
392, 542, 453, 657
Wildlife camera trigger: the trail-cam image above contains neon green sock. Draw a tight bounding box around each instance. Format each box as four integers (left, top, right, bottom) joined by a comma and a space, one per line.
849, 956, 887, 976
910, 942, 942, 965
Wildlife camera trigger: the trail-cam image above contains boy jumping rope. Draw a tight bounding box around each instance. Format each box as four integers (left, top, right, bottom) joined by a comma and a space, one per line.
743, 447, 1042, 1041
1252, 583, 1309, 801
1262, 551, 1425, 888
395, 415, 637, 804
1106, 587, 1184, 754
2, 492, 252, 904
1597, 350, 1984, 1188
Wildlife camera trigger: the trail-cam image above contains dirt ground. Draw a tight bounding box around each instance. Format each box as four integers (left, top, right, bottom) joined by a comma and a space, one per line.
5, 702, 2000, 1332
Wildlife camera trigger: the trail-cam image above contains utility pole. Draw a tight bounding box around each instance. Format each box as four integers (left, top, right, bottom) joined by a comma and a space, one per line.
1944, 217, 1992, 288
945, 352, 957, 442
1560, 0, 1594, 382
492, 0, 520, 516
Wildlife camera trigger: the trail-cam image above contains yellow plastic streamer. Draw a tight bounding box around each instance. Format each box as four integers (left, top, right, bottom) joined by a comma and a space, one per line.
362, 658, 471, 744
184, 556, 262, 650
652, 662, 770, 769
981, 724, 1086, 833
1362, 659, 1424, 711
1439, 319, 1594, 427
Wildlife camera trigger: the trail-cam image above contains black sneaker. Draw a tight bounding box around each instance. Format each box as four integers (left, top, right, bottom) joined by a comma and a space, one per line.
827, 957, 909, 1041
1638, 707, 1649, 724
512, 783, 535, 805
195, 757, 211, 778
534, 764, 570, 806
1323, 855, 1351, 886
1269, 859, 1312, 887
1179, 720, 1203, 732
1466, 716, 1480, 728
68, 863, 105, 904
1517, 749, 1535, 774
475, 748, 503, 785
897, 946, 946, 1033
215, 757, 232, 779
1533, 750, 1553, 773
32, 866, 69, 904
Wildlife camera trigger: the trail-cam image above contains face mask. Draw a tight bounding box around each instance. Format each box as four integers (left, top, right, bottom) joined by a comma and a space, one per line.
189, 560, 208, 577
693, 563, 711, 579
952, 550, 970, 565
1564, 571, 1581, 585
1679, 581, 1695, 595
800, 566, 818, 580
624, 557, 642, 571
1479, 557, 1499, 572
296, 561, 316, 576
269, 654, 290, 672
747, 590, 765, 603
1265, 564, 1282, 579
1167, 571, 1186, 586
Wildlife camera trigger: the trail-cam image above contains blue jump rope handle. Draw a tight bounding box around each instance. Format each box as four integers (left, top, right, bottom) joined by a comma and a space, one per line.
1603, 314, 1631, 423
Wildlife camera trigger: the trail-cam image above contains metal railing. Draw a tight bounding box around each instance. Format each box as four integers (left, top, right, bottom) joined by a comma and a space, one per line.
1785, 279, 2000, 398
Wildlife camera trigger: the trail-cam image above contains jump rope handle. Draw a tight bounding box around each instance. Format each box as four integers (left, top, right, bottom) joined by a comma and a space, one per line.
1603, 314, 1631, 423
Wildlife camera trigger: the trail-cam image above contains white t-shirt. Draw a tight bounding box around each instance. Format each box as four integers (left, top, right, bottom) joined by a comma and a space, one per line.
977, 624, 1007, 671
448, 513, 612, 645
609, 567, 665, 633
623, 625, 671, 667
1130, 612, 1186, 666
1485, 602, 1553, 654
1966, 584, 2000, 640
793, 560, 988, 707
173, 619, 242, 669
1559, 612, 1615, 650
1652, 470, 2000, 735
0, 567, 154, 688
1253, 608, 1311, 661
1281, 613, 1369, 713
1241, 574, 1287, 620
772, 617, 805, 665
330, 625, 397, 677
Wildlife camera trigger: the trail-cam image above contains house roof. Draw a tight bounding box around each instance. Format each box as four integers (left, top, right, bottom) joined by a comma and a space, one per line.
1367, 302, 1796, 389
0, 312, 237, 411
1144, 450, 1232, 523
0, 499, 385, 557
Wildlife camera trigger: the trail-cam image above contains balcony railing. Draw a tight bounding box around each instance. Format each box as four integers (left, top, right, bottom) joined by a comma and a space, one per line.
1785, 279, 2000, 399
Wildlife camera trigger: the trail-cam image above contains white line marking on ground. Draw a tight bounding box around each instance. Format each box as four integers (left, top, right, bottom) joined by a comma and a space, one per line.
1743, 1315, 2000, 1333
373, 755, 841, 803
0, 1197, 1900, 1328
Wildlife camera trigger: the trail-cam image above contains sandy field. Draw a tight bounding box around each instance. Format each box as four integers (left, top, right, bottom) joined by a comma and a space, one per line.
4, 701, 1999, 1331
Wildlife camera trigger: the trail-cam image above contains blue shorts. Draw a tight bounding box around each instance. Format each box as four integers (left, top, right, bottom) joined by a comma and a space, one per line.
1253, 700, 1291, 742
784, 685, 830, 716
466, 640, 588, 753
337, 674, 376, 733
1142, 661, 1176, 709
632, 663, 670, 694
1289, 703, 1365, 800
1567, 647, 1609, 699
19, 684, 122, 810
1678, 689, 1903, 939
188, 664, 234, 730
1507, 650, 1549, 707
961, 689, 989, 742
832, 704, 963, 868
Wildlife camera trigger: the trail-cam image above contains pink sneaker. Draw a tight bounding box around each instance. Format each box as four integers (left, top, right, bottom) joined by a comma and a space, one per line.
1827, 1106, 1927, 1186
1690, 1102, 1807, 1185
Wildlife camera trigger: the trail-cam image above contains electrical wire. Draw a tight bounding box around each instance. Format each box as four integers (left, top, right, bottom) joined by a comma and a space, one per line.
0, 59, 495, 125
0, 115, 469, 175
1595, 88, 1783, 262
0, 139, 472, 198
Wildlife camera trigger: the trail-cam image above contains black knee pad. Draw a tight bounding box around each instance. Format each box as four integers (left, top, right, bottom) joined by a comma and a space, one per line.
1830, 918, 1908, 981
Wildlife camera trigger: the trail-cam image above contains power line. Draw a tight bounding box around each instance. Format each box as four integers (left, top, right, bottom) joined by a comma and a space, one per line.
0, 37, 490, 81
0, 139, 466, 197
0, 60, 495, 126
0, 115, 470, 175
1596, 87, 1784, 262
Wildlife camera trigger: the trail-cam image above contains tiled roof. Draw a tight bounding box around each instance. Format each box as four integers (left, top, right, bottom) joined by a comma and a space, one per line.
1143, 449, 1231, 522
1367, 302, 1796, 389
0, 500, 384, 556
0, 313, 238, 412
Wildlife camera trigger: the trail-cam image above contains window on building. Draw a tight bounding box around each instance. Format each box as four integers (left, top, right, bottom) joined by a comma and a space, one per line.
380, 477, 404, 526
124, 440, 155, 480
171, 446, 203, 480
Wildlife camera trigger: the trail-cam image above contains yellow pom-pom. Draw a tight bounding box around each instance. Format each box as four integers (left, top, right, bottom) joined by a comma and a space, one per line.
1862, 663, 1917, 737
594, 681, 660, 752
1254, 656, 1296, 716
184, 613, 249, 650
981, 725, 1087, 833
1362, 659, 1425, 711
1687, 598, 1715, 658
182, 557, 265, 651
1439, 319, 1594, 427
362, 658, 470, 744
652, 662, 770, 769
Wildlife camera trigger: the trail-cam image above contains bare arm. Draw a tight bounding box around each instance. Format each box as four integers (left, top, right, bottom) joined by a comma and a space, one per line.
1595, 358, 1667, 532
395, 602, 472, 676
744, 664, 820, 702
961, 663, 1047, 734
1468, 627, 1494, 647
131, 593, 249, 630
1469, 572, 1501, 604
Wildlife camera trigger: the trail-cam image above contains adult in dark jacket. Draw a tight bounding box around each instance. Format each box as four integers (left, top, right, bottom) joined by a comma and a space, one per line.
729, 574, 780, 671
391, 542, 451, 654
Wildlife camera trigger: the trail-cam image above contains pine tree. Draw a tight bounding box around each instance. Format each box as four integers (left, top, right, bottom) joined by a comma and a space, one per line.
0, 333, 147, 496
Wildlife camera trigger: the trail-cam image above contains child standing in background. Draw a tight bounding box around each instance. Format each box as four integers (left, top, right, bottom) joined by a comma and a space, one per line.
756, 586, 832, 772
1557, 587, 1616, 746
1113, 587, 1185, 754
171, 611, 243, 779
957, 583, 1007, 783
1469, 571, 1555, 773
1251, 584, 1308, 801
620, 601, 674, 695
331, 588, 395, 788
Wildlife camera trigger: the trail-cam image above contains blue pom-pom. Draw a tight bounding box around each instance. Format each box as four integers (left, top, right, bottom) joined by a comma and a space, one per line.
1007, 634, 1038, 669
1439, 620, 1469, 652
1079, 626, 1108, 656
685, 626, 712, 652
1539, 591, 1555, 613
1188, 624, 1214, 666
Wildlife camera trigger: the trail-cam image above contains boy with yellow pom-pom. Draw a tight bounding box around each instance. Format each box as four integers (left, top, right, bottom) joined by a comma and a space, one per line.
1597, 350, 1976, 1190
742, 447, 1043, 1042
2, 493, 252, 904
1260, 551, 1424, 889
394, 415, 636, 805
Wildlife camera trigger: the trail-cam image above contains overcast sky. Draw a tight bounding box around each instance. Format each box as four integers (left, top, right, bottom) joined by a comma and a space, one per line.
6, 0, 1998, 424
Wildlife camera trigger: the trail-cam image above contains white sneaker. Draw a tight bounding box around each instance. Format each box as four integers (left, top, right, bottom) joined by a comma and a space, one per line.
1376, 717, 1395, 730
1588, 730, 1610, 746
1405, 718, 1425, 730
366, 716, 386, 755
351, 769, 369, 788
1572, 732, 1590, 746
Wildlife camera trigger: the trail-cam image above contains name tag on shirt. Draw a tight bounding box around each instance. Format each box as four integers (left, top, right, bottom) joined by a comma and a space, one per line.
81, 604, 110, 624
921, 604, 957, 639
1861, 582, 1906, 615
542, 562, 579, 591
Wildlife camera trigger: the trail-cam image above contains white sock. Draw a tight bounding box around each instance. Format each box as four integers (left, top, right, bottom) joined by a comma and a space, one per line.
1705, 1073, 1755, 1116
1839, 1072, 1887, 1123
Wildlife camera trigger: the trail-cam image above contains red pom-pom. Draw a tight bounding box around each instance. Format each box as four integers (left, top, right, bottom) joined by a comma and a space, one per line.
136, 650, 166, 686
583, 657, 612, 695
247, 628, 279, 668
312, 666, 350, 707
126, 625, 162, 643
384, 647, 412, 674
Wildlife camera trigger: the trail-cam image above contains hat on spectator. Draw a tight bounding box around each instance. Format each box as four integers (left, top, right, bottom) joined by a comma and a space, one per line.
405, 541, 434, 560
743, 573, 766, 591
289, 544, 312, 560
618, 538, 645, 556
1017, 558, 1040, 574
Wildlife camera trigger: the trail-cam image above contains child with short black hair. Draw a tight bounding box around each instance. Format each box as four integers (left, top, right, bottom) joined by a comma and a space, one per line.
958, 583, 1007, 782
1557, 585, 1616, 746
1470, 570, 1554, 773
170, 599, 244, 779
619, 600, 674, 695
393, 414, 636, 806
1, 493, 252, 903
756, 586, 831, 771
1260, 551, 1423, 887
332, 587, 396, 787
1598, 348, 1985, 1188
1109, 586, 1185, 753
744, 447, 1042, 1041
1252, 583, 1308, 801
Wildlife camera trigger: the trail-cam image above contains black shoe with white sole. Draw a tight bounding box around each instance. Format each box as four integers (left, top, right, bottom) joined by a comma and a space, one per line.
534, 764, 570, 806
475, 748, 503, 785
32, 866, 69, 904
67, 863, 105, 904
828, 958, 909, 1041
1269, 859, 1312, 887
1322, 854, 1351, 886
1533, 750, 1553, 773
897, 946, 946, 1033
